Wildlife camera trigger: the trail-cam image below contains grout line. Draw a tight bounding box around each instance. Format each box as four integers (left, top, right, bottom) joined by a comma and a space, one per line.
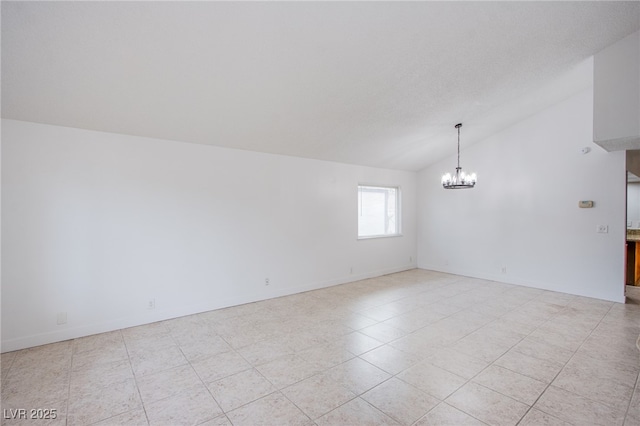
121, 329, 151, 426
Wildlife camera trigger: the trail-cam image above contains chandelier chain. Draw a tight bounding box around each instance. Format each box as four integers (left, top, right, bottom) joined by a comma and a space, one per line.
457, 123, 461, 169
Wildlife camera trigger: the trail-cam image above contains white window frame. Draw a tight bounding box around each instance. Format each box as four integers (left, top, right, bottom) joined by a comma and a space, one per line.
357, 184, 402, 240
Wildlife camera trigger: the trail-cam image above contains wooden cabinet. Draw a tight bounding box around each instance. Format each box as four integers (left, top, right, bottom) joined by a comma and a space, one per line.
626, 240, 640, 285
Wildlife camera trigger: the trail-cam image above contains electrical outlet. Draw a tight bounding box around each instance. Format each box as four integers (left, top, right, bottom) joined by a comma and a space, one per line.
409, 256, 413, 263
501, 266, 507, 274
349, 267, 353, 274
147, 298, 155, 309
265, 278, 270, 286
596, 225, 608, 233
56, 312, 67, 325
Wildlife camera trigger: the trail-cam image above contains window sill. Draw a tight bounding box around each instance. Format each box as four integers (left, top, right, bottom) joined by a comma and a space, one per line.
357, 234, 403, 241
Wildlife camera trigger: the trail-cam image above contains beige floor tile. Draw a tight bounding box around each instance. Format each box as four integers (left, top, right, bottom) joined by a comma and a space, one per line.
217, 325, 276, 349
255, 354, 321, 389
579, 334, 640, 368
518, 408, 573, 426
136, 364, 203, 405
191, 350, 252, 383
91, 408, 149, 426
359, 344, 423, 375
469, 297, 521, 318
1, 351, 17, 380
472, 365, 547, 405
315, 397, 399, 426
449, 334, 514, 364
591, 321, 640, 344
361, 377, 439, 425
568, 351, 639, 387
494, 349, 563, 384
625, 416, 640, 426
527, 328, 587, 353
324, 358, 391, 395
281, 373, 357, 420
11, 341, 73, 369
500, 309, 549, 330
626, 386, 640, 425
445, 311, 498, 334
357, 305, 402, 322
382, 309, 445, 333
163, 314, 205, 336
388, 333, 444, 358
236, 337, 294, 366
426, 347, 490, 380
144, 384, 223, 426
535, 385, 626, 426
552, 363, 634, 412
512, 337, 575, 365
412, 322, 469, 347
207, 368, 276, 412
67, 378, 142, 425
396, 361, 466, 400
2, 369, 70, 408
306, 319, 354, 341
488, 316, 540, 336
129, 344, 188, 377
124, 334, 177, 357
122, 322, 170, 341
71, 343, 129, 371
446, 382, 529, 426
279, 330, 331, 352
199, 415, 233, 426
414, 402, 486, 425
334, 312, 378, 330
70, 359, 134, 395
178, 335, 233, 362
5, 355, 70, 386
296, 342, 355, 370
358, 322, 407, 344
473, 322, 528, 346
73, 331, 124, 355
333, 331, 384, 355
226, 392, 311, 426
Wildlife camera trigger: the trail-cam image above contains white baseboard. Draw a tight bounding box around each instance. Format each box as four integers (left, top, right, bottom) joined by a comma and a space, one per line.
1, 264, 416, 353
417, 263, 625, 304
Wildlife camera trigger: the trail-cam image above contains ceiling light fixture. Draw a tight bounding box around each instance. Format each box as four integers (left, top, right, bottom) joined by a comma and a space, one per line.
441, 123, 477, 189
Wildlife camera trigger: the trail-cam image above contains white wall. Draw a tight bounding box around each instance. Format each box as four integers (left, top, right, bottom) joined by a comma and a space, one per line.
418, 88, 626, 302
1, 119, 417, 351
593, 31, 640, 149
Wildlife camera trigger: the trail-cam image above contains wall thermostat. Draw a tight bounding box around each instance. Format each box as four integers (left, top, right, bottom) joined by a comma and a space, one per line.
578, 200, 594, 208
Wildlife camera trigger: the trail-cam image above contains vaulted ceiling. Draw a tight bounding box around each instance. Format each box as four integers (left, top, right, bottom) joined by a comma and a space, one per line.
2, 1, 639, 171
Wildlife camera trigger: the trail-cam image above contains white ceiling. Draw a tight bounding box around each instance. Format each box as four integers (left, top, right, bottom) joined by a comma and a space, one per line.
2, 1, 639, 171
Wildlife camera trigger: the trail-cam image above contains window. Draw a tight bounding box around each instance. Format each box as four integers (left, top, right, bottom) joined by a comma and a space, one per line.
358, 185, 400, 238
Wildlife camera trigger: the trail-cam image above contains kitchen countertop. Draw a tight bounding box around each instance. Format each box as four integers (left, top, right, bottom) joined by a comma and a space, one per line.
628, 230, 640, 242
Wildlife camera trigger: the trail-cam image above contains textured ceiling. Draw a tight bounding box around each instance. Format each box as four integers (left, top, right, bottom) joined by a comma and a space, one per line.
2, 1, 639, 171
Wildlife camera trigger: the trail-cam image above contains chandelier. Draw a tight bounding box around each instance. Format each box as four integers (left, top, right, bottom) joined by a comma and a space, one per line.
441, 123, 477, 189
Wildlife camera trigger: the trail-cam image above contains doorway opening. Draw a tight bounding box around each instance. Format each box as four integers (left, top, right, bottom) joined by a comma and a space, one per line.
625, 155, 640, 304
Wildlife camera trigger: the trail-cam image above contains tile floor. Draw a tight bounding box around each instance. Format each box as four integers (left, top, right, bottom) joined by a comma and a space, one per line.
1, 269, 639, 425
